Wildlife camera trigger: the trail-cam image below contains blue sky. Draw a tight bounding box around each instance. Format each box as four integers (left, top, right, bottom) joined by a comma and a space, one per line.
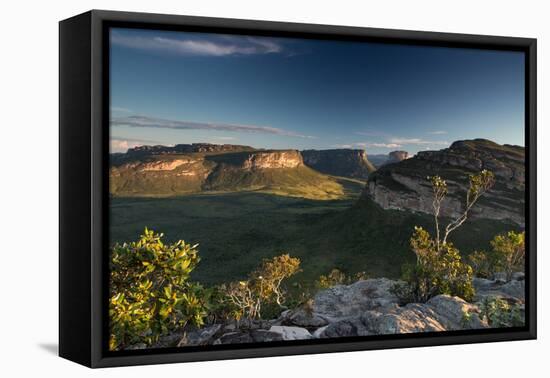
110, 28, 525, 154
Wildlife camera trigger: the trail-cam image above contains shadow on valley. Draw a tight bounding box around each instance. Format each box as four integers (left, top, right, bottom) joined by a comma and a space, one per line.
110, 191, 517, 286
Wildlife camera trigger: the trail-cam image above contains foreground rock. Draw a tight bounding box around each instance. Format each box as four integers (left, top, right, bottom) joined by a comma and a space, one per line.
313, 278, 401, 320
165, 276, 525, 348
473, 274, 525, 304
316, 294, 487, 338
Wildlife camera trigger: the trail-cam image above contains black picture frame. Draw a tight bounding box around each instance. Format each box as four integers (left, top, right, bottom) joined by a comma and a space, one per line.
59, 9, 537, 368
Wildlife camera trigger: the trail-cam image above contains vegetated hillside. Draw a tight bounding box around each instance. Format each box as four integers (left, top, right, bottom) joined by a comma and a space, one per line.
110, 193, 518, 286
365, 139, 525, 225
110, 146, 348, 200
301, 149, 376, 179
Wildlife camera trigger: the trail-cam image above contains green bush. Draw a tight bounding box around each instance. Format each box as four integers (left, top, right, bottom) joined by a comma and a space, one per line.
479, 297, 524, 327
316, 268, 368, 289
109, 228, 207, 351
394, 227, 474, 303
221, 254, 301, 320
468, 231, 525, 280
395, 171, 495, 303
490, 231, 525, 280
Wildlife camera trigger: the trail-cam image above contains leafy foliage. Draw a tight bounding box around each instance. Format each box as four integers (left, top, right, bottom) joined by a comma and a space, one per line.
316, 268, 368, 289
395, 171, 494, 303
221, 254, 301, 320
479, 297, 524, 327
393, 227, 474, 303
109, 228, 207, 351
490, 231, 525, 280
467, 231, 525, 280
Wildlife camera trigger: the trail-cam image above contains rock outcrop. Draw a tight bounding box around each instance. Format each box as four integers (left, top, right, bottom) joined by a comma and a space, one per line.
301, 149, 376, 179
365, 139, 525, 226
128, 274, 525, 350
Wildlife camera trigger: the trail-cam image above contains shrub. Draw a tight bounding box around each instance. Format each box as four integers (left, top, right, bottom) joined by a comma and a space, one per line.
490, 231, 525, 280
222, 254, 301, 320
467, 231, 525, 280
479, 297, 524, 327
109, 228, 207, 351
396, 227, 475, 303
316, 269, 368, 289
395, 171, 494, 303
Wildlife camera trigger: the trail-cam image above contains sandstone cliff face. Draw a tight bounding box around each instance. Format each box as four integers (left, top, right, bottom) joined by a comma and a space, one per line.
109, 148, 342, 199
365, 139, 525, 226
301, 149, 376, 179
238, 151, 303, 169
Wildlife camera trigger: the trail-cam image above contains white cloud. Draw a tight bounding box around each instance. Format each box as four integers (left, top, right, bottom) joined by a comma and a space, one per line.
111, 33, 283, 57
110, 137, 166, 153
111, 106, 132, 113
427, 130, 448, 135
367, 143, 403, 149
111, 115, 315, 138
390, 138, 449, 146
330, 142, 402, 149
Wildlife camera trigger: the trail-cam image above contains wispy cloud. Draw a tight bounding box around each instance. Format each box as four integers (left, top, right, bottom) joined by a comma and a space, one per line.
111, 106, 133, 113
111, 115, 315, 138
390, 138, 449, 146
110, 136, 166, 153
354, 130, 391, 138
427, 130, 448, 135
111, 32, 283, 57
367, 142, 403, 148
331, 142, 403, 149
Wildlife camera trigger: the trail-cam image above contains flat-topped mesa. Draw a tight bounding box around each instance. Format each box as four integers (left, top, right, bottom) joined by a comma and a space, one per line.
364, 139, 525, 226
387, 150, 409, 164
301, 149, 376, 179
126, 143, 255, 156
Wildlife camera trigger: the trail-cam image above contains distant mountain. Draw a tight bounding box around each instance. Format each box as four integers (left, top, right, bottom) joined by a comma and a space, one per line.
363, 139, 525, 225
368, 154, 391, 167
368, 150, 410, 168
110, 146, 349, 200
387, 150, 410, 164
301, 149, 376, 179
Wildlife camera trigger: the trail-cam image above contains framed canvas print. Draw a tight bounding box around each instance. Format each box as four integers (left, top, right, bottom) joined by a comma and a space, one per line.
59, 10, 537, 368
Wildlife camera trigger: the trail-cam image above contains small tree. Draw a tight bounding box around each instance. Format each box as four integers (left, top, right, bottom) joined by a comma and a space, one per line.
397, 170, 495, 303
430, 170, 495, 248
109, 228, 207, 351
490, 231, 525, 280
467, 231, 525, 280
222, 254, 301, 320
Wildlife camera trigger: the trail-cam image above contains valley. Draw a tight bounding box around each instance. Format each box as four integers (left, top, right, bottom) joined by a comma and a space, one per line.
109, 139, 525, 287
